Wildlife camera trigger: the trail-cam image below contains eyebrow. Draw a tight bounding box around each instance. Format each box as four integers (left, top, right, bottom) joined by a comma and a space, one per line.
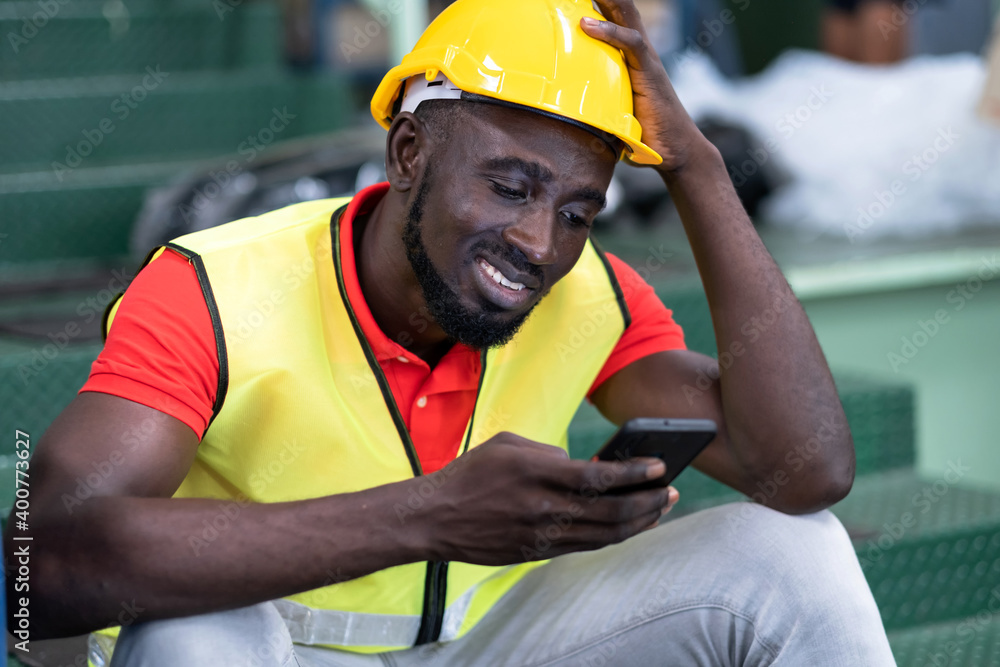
574, 187, 607, 210
482, 157, 606, 209
482, 157, 553, 182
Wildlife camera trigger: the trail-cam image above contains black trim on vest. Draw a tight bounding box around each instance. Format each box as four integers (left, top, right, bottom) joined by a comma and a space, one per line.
333, 205, 495, 646
589, 237, 632, 329
329, 206, 425, 478
100, 293, 123, 344
415, 560, 447, 645
415, 348, 487, 644
163, 242, 230, 430
461, 349, 489, 457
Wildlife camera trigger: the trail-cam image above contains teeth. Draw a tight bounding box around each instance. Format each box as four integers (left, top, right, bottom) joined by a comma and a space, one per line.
480, 259, 526, 291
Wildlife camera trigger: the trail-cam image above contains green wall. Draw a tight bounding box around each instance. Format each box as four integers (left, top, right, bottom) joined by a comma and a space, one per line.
794, 252, 1000, 489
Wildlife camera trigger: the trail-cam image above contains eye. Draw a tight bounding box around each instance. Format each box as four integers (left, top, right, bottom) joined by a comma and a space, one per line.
490, 180, 526, 201
562, 211, 591, 229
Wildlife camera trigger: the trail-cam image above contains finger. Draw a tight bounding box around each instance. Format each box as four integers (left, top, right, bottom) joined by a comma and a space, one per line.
577, 457, 664, 493
553, 502, 664, 552
610, 506, 666, 544
578, 486, 673, 525
579, 17, 647, 70
491, 432, 570, 459
590, 0, 645, 31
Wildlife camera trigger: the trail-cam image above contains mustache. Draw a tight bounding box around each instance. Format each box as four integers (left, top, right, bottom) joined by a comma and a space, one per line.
469, 239, 544, 283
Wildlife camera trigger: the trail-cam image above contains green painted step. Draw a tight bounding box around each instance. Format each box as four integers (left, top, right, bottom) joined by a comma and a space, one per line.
0, 71, 352, 176
655, 466, 1000, 639
0, 166, 170, 264
888, 610, 1000, 666
834, 468, 1000, 631
833, 373, 916, 474
0, 338, 100, 525
0, 340, 101, 450
0, 1, 281, 81
0, 74, 353, 264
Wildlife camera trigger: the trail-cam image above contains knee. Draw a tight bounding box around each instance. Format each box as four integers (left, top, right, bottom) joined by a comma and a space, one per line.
685, 502, 856, 575
110, 603, 294, 667
718, 503, 861, 581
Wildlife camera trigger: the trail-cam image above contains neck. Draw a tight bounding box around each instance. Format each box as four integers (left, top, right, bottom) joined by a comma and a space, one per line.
355, 192, 452, 365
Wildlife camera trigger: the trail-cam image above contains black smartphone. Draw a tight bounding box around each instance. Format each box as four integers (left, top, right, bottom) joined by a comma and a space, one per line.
593, 418, 717, 493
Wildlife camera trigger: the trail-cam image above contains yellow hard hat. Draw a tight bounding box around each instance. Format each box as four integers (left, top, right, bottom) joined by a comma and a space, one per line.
370, 0, 662, 166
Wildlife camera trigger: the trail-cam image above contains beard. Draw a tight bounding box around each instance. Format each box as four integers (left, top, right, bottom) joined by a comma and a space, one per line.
401, 167, 544, 350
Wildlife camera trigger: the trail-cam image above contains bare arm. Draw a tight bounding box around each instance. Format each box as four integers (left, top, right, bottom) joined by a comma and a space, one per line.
12, 393, 432, 637
10, 393, 673, 638
586, 1, 854, 513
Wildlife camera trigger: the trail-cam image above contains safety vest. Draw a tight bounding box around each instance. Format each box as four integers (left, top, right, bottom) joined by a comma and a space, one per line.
94, 194, 629, 656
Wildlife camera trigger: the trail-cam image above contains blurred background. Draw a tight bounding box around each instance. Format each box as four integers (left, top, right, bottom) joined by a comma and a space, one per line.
1, 0, 1000, 664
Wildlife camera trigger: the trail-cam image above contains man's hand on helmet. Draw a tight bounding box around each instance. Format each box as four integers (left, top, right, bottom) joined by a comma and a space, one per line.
581, 0, 712, 174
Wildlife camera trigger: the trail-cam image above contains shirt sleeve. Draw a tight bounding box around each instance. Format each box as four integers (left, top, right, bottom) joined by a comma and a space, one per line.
588, 252, 687, 396
80, 248, 219, 438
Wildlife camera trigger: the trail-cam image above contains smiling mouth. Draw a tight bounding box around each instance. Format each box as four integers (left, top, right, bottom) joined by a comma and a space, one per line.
473, 256, 539, 311
478, 258, 527, 291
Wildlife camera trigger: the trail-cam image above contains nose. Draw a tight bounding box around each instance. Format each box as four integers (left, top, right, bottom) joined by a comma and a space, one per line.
500, 207, 558, 266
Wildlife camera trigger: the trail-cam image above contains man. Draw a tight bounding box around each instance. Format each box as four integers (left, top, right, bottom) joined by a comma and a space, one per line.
10, 0, 896, 664
822, 0, 909, 64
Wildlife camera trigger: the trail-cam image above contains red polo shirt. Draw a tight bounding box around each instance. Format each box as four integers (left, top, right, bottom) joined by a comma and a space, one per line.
83, 183, 685, 473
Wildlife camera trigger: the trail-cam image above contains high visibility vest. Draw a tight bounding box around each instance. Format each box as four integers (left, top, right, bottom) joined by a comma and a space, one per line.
95, 195, 629, 656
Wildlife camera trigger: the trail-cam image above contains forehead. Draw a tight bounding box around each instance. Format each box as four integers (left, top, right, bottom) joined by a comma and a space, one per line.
444, 103, 618, 178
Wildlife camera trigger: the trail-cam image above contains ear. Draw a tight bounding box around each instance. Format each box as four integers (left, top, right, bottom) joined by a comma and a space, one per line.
385, 112, 430, 194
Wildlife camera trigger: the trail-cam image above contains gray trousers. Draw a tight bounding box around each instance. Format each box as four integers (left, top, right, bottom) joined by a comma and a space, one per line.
108, 503, 896, 666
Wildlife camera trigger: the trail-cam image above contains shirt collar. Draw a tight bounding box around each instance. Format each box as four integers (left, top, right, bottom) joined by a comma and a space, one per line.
337, 182, 478, 368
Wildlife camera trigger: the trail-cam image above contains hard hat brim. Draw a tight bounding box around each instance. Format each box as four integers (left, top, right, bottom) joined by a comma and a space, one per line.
371, 61, 663, 167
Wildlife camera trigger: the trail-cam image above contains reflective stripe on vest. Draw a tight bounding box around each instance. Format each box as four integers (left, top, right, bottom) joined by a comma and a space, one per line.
98, 195, 629, 653
273, 562, 517, 646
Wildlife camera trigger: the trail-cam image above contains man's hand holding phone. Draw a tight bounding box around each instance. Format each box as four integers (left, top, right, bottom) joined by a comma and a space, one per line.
592, 418, 717, 495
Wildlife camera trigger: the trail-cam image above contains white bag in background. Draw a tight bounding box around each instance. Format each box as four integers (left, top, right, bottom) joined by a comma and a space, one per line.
671, 49, 1000, 241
